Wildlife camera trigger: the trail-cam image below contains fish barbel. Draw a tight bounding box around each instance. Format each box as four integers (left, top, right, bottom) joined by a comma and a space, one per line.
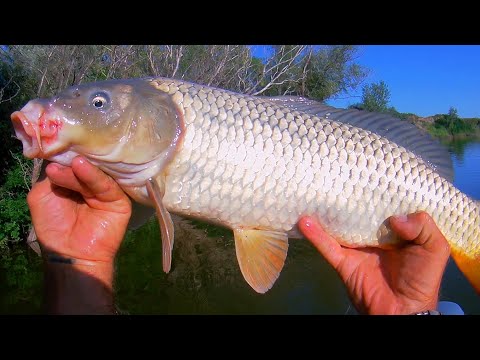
10, 77, 480, 294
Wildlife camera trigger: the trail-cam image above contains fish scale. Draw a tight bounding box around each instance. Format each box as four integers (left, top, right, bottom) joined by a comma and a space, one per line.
152, 78, 478, 252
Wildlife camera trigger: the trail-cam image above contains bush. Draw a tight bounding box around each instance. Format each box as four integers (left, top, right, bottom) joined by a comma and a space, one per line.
426, 123, 450, 137
433, 107, 476, 136
0, 152, 32, 253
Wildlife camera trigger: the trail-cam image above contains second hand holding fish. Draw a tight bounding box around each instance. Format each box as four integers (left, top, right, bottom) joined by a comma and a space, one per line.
298, 213, 451, 315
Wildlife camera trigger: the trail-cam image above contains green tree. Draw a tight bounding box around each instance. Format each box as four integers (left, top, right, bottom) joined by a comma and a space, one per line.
299, 46, 368, 101
353, 80, 391, 113
434, 106, 475, 136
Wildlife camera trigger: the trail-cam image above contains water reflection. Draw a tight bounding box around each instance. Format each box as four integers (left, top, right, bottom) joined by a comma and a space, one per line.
442, 137, 472, 161
448, 139, 480, 200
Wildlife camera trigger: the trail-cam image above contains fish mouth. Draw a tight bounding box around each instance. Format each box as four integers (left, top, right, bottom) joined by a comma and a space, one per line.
10, 102, 63, 159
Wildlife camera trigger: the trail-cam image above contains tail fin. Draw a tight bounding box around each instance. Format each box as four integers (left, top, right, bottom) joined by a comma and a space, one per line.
451, 200, 480, 294
451, 249, 480, 294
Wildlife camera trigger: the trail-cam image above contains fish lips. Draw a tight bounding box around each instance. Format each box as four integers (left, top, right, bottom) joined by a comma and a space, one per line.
11, 107, 64, 159
11, 110, 42, 158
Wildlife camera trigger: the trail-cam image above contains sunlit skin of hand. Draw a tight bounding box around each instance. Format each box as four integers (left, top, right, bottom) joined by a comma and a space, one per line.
298, 212, 451, 315
27, 156, 131, 314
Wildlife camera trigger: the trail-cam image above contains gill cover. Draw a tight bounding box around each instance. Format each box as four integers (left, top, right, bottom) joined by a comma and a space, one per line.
123, 79, 185, 274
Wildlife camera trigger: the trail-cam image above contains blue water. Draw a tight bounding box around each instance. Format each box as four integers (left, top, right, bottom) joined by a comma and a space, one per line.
450, 141, 480, 200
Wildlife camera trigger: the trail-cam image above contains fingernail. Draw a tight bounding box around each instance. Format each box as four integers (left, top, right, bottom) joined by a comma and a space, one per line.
47, 163, 61, 171
77, 157, 85, 164
393, 214, 408, 222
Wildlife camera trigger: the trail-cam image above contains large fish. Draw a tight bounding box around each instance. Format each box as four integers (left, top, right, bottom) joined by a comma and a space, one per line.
10, 77, 480, 294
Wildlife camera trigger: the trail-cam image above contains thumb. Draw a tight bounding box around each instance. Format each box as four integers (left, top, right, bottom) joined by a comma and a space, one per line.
298, 216, 345, 269
26, 175, 54, 209
389, 211, 451, 256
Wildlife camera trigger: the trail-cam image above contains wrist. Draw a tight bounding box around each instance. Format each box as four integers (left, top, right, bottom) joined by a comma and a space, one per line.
398, 299, 439, 315
409, 301, 465, 315
43, 254, 116, 315
45, 253, 115, 285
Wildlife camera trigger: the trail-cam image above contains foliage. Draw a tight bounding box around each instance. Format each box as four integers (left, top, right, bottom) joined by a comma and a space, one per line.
0, 57, 36, 184
0, 152, 32, 252
387, 109, 418, 121
350, 80, 391, 113
426, 123, 451, 137
0, 246, 43, 314
433, 107, 476, 136
298, 46, 368, 101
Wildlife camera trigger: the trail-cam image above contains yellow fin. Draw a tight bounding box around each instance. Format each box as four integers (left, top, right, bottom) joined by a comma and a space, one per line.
233, 228, 289, 294
451, 246, 480, 294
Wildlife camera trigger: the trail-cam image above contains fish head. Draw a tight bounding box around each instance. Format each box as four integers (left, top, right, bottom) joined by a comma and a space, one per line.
10, 78, 184, 170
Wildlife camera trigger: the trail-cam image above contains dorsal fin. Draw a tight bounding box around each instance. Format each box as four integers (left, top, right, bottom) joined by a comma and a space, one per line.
264, 96, 454, 183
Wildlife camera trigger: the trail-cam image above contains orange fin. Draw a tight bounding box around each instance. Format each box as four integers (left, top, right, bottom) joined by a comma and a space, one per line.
451, 247, 480, 294
233, 228, 289, 294
147, 177, 174, 273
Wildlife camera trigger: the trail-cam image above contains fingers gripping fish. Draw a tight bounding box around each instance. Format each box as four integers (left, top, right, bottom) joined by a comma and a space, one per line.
10, 77, 480, 294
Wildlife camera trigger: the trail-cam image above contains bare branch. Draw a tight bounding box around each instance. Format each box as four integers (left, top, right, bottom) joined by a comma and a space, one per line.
9, 151, 33, 191
301, 46, 313, 95
171, 46, 183, 78
250, 45, 307, 96
77, 57, 96, 84
0, 77, 21, 103
37, 45, 57, 96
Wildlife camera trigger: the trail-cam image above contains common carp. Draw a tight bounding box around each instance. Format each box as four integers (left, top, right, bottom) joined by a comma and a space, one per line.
10, 77, 480, 294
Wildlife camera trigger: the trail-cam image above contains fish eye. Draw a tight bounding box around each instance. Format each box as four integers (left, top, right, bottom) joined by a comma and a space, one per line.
91, 92, 110, 109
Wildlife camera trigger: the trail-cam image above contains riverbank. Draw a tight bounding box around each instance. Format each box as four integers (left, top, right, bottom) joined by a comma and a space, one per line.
412, 118, 480, 141
430, 128, 480, 141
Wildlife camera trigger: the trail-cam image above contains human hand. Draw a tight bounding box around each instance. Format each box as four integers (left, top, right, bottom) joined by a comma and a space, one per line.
298, 212, 451, 315
27, 156, 132, 265
27, 156, 132, 314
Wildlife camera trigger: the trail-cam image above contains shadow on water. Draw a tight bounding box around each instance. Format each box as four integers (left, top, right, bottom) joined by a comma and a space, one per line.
114, 216, 353, 315
1, 139, 479, 315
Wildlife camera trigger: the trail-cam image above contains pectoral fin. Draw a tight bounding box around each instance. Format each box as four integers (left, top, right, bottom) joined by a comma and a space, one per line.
146, 177, 174, 273
233, 228, 289, 294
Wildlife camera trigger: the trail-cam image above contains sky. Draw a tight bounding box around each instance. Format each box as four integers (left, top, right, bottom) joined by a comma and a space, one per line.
251, 45, 480, 118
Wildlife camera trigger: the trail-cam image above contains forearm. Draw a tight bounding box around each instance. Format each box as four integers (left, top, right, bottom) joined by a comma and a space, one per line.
43, 258, 116, 315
